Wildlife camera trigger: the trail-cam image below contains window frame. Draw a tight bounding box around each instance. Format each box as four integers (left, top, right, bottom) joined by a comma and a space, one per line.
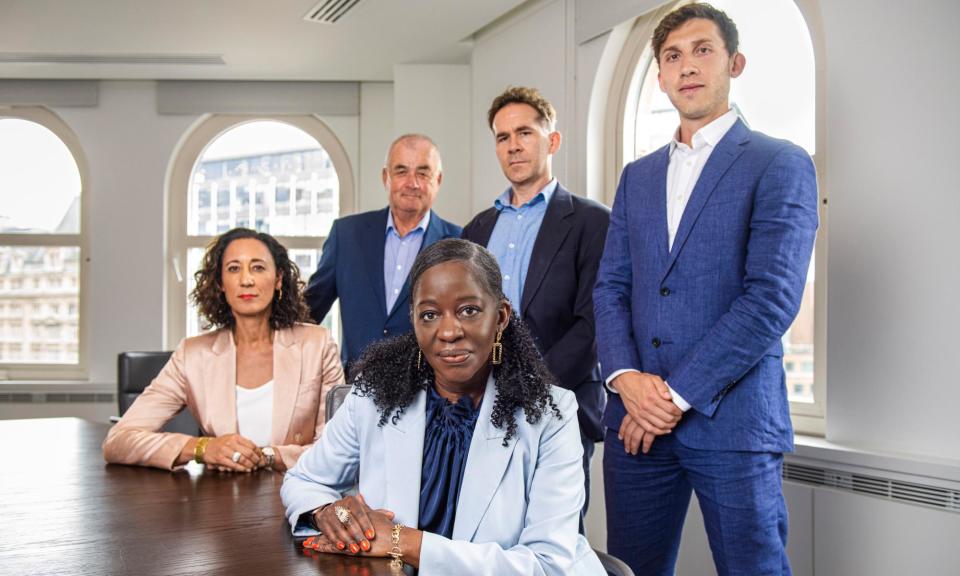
0, 106, 89, 380
606, 0, 827, 435
164, 114, 355, 349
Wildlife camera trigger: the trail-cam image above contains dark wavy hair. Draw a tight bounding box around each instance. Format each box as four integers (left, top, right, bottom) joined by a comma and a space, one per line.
352, 239, 560, 445
191, 228, 310, 331
652, 2, 739, 63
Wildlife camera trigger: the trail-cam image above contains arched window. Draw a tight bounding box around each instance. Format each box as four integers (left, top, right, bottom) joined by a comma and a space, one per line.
616, 0, 825, 432
0, 108, 87, 378
166, 116, 354, 346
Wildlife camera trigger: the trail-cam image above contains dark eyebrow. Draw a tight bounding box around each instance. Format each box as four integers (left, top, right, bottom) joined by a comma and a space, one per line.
662, 37, 714, 54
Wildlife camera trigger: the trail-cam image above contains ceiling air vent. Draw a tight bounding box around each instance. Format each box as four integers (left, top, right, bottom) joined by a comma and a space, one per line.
303, 0, 364, 24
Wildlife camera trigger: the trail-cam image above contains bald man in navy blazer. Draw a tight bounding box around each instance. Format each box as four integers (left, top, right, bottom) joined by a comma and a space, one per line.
305, 135, 461, 373
463, 87, 609, 529
594, 5, 818, 575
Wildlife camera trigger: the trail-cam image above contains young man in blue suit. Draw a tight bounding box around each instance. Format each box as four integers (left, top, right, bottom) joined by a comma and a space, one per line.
462, 87, 610, 529
305, 134, 461, 373
593, 4, 818, 575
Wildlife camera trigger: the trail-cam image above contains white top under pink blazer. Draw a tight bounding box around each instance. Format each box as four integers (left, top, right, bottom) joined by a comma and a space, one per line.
103, 323, 344, 470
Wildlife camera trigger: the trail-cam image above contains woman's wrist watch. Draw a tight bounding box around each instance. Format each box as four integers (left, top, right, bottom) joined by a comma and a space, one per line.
261, 446, 275, 468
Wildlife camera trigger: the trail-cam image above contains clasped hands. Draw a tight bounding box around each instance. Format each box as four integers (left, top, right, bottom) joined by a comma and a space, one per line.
613, 371, 684, 455
303, 494, 399, 557
200, 433, 282, 473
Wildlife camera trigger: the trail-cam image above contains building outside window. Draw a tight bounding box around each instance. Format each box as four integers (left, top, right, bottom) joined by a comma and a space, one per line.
0, 109, 85, 377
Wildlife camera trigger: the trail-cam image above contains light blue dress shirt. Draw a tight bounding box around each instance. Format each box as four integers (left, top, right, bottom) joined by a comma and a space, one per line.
384, 210, 429, 313
487, 179, 557, 314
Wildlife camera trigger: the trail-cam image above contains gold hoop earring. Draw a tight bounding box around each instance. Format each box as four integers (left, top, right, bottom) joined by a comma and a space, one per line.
416, 348, 423, 371
276, 285, 283, 301
491, 330, 503, 365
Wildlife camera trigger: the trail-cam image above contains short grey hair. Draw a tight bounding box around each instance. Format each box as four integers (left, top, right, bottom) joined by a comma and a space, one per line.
384, 133, 443, 172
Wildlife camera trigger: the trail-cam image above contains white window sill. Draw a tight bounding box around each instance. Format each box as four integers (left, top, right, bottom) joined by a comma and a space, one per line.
791, 434, 960, 487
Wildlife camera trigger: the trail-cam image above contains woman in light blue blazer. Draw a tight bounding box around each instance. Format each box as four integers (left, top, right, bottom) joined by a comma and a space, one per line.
281, 239, 603, 575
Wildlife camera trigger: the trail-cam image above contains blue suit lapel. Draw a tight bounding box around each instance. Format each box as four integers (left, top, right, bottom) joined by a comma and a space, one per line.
364, 208, 389, 317
651, 147, 671, 264
661, 121, 749, 282
386, 210, 444, 321
453, 377, 517, 541
383, 389, 426, 527
520, 186, 573, 314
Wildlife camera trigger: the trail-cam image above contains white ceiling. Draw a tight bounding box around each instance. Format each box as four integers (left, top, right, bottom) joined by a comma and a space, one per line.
0, 0, 525, 81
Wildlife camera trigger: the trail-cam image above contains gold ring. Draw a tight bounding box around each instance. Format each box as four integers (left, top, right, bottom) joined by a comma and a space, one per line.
334, 505, 351, 525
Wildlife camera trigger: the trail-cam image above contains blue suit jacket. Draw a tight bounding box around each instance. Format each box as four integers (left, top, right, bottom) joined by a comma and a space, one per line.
594, 120, 818, 452
304, 208, 461, 369
462, 185, 610, 441
281, 379, 604, 575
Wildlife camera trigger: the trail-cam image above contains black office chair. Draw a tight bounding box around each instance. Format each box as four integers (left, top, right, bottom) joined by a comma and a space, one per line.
595, 549, 635, 576
324, 383, 352, 423
117, 351, 200, 435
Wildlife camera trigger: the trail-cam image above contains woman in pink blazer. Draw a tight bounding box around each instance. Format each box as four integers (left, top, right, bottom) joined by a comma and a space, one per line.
103, 228, 344, 472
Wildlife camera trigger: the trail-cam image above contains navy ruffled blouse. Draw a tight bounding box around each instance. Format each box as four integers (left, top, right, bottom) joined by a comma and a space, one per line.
418, 385, 482, 539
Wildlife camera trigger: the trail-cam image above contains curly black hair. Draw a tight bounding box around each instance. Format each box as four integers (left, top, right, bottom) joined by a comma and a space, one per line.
352, 239, 560, 446
191, 227, 310, 331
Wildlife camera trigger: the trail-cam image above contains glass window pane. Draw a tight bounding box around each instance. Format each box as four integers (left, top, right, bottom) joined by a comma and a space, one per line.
785, 258, 815, 403
0, 119, 81, 234
0, 246, 79, 364
187, 121, 339, 237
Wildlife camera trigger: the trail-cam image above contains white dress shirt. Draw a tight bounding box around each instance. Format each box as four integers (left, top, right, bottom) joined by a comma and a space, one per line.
236, 379, 274, 447
608, 109, 740, 412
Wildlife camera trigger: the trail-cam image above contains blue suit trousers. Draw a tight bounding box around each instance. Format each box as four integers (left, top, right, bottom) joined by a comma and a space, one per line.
604, 430, 790, 576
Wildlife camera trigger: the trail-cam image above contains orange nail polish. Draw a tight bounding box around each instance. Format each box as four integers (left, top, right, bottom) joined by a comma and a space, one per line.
303, 537, 315, 547
360, 539, 370, 551
349, 543, 360, 554
365, 528, 375, 539
336, 541, 346, 550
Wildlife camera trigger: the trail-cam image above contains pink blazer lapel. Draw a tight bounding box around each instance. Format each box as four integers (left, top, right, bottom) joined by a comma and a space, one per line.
204, 329, 238, 436
270, 327, 302, 446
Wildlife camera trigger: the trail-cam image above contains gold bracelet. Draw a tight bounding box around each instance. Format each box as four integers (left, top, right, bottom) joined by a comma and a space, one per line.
194, 437, 211, 464
389, 523, 405, 570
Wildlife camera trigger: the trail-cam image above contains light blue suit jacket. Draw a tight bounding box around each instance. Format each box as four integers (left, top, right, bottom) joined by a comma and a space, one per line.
281, 378, 604, 575
594, 120, 819, 452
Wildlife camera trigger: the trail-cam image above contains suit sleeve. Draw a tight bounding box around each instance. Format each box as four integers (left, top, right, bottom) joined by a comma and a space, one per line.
102, 341, 194, 470
304, 219, 340, 324
542, 212, 609, 389
275, 330, 346, 469
418, 392, 587, 576
593, 165, 644, 381
668, 147, 819, 415
280, 387, 361, 535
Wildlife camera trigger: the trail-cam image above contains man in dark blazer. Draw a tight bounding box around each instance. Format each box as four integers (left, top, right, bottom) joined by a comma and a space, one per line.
305, 134, 461, 373
462, 87, 609, 526
593, 5, 819, 575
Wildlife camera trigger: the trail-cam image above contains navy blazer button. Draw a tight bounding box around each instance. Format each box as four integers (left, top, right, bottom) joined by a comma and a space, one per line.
660, 287, 671, 296
651, 337, 661, 348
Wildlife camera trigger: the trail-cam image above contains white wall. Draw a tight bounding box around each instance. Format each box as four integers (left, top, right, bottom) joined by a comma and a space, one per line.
471, 0, 573, 215
820, 0, 960, 461
394, 64, 472, 225
56, 82, 197, 383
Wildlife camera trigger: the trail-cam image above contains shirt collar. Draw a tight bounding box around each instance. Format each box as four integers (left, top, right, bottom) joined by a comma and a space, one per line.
670, 108, 739, 154
386, 209, 431, 237
494, 178, 558, 211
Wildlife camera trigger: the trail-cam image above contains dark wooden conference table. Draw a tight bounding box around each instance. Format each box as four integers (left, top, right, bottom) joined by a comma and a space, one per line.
0, 418, 404, 576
